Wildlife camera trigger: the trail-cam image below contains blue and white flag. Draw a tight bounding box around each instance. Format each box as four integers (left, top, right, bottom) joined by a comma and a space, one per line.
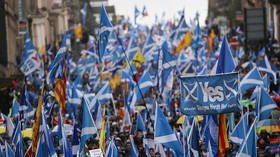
134, 6, 141, 24
180, 72, 240, 115
154, 103, 183, 156
80, 97, 98, 152
229, 113, 249, 146
105, 139, 119, 157
58, 110, 73, 157
202, 115, 218, 156
256, 87, 277, 121
237, 118, 257, 157
160, 41, 176, 93
216, 36, 236, 74
98, 5, 113, 62
72, 121, 79, 157
136, 112, 146, 133
11, 97, 20, 117
41, 109, 57, 157
129, 70, 153, 109
258, 55, 277, 84
13, 123, 24, 157
240, 67, 264, 93
130, 135, 139, 157
48, 33, 69, 84
189, 120, 201, 157
20, 33, 42, 76
80, 2, 88, 26
5, 141, 14, 157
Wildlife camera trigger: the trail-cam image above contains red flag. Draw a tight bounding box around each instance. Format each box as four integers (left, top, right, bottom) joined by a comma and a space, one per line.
54, 66, 66, 114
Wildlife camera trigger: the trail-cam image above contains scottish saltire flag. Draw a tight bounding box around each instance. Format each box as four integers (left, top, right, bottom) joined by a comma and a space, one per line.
80, 2, 88, 25
72, 120, 79, 157
189, 120, 201, 157
67, 85, 81, 115
240, 67, 264, 93
134, 6, 141, 24
105, 140, 119, 157
258, 55, 277, 84
206, 141, 213, 157
237, 118, 257, 157
99, 5, 113, 62
160, 41, 176, 93
202, 115, 218, 157
142, 28, 155, 57
121, 69, 136, 89
125, 36, 139, 60
48, 33, 69, 84
5, 141, 14, 157
11, 97, 20, 117
80, 97, 98, 152
120, 107, 131, 132
130, 135, 139, 157
36, 133, 50, 157
136, 112, 146, 133
170, 14, 189, 45
58, 110, 73, 157
229, 113, 249, 146
41, 109, 57, 157
216, 36, 236, 74
256, 87, 277, 121
154, 103, 183, 156
20, 33, 42, 76
129, 70, 153, 109
13, 123, 24, 157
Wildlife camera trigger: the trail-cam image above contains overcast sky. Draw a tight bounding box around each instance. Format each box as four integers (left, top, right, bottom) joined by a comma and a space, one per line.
109, 0, 208, 26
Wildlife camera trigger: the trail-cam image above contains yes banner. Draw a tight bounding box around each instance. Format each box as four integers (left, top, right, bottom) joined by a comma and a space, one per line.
180, 72, 240, 115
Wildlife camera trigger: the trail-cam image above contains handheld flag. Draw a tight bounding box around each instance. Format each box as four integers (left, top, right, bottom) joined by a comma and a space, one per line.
256, 87, 277, 121
229, 113, 249, 146
240, 67, 264, 93
80, 97, 98, 152
154, 103, 183, 156
98, 5, 113, 62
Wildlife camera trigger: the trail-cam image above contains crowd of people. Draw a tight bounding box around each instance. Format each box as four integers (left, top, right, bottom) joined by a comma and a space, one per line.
0, 6, 279, 157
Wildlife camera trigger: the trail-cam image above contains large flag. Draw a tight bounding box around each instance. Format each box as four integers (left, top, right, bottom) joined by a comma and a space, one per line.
20, 33, 42, 76
98, 5, 113, 62
240, 67, 264, 93
154, 103, 183, 156
256, 87, 277, 121
229, 113, 249, 146
31, 88, 44, 156
237, 118, 257, 157
258, 55, 277, 84
80, 97, 98, 152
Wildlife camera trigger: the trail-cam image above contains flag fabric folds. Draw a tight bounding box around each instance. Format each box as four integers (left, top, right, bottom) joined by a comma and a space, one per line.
256, 87, 277, 121
80, 97, 98, 152
99, 5, 113, 62
154, 103, 183, 156
240, 67, 264, 93
229, 113, 249, 146
237, 118, 257, 157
